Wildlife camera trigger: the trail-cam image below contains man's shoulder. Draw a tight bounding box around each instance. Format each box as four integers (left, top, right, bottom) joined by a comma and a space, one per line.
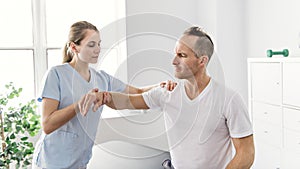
210, 79, 236, 95
209, 79, 245, 106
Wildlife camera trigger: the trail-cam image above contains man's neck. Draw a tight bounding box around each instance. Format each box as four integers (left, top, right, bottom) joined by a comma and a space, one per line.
184, 74, 211, 100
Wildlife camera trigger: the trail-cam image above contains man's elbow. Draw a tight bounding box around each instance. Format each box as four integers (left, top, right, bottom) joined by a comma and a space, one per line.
241, 144, 255, 168
248, 145, 255, 167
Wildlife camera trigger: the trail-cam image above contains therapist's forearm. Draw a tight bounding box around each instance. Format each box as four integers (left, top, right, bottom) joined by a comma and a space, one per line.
42, 100, 78, 134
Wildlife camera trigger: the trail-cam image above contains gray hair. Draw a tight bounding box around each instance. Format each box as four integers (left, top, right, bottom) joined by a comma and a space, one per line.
183, 26, 214, 61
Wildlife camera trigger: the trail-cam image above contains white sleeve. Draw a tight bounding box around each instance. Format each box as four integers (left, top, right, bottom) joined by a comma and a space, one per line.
142, 86, 166, 109
226, 92, 253, 138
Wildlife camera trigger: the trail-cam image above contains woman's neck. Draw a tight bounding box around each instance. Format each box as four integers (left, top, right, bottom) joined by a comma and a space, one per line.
69, 59, 90, 82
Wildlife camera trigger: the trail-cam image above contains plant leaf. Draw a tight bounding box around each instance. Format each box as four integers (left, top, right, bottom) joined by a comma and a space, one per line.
20, 137, 28, 141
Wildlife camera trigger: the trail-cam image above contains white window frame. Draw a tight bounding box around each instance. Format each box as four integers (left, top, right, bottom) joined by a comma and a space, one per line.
32, 0, 48, 96
0, 0, 127, 98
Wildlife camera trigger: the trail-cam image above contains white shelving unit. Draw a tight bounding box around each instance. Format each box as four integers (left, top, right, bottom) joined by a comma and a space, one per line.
248, 58, 300, 169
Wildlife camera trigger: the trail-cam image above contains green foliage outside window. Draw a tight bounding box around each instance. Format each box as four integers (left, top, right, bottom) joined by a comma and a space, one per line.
0, 82, 41, 169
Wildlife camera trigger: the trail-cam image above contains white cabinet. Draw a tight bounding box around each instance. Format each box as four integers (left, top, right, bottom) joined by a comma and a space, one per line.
251, 62, 281, 105
253, 142, 281, 169
252, 102, 281, 126
283, 63, 300, 107
283, 108, 300, 133
248, 58, 300, 169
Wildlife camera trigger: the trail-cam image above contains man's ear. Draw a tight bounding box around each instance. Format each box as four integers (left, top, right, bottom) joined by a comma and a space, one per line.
199, 55, 209, 65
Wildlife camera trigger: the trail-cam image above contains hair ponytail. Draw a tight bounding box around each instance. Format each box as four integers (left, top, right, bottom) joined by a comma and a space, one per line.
62, 42, 73, 63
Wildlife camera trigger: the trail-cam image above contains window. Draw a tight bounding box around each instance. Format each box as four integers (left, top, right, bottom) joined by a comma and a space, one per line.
0, 0, 34, 102
0, 50, 35, 102
0, 0, 127, 102
0, 0, 32, 48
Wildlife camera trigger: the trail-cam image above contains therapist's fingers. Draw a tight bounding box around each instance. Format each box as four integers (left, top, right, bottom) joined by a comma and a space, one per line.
92, 88, 99, 93
87, 89, 99, 113
93, 92, 105, 112
160, 82, 167, 88
79, 90, 109, 115
79, 90, 98, 116
170, 80, 177, 90
77, 96, 84, 114
167, 80, 172, 91
80, 95, 89, 116
160, 80, 177, 91
86, 95, 98, 115
80, 94, 90, 116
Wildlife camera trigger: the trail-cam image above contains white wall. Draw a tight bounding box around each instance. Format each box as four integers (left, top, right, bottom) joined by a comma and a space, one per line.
216, 0, 247, 99
125, 0, 200, 87
245, 0, 300, 58
125, 0, 249, 100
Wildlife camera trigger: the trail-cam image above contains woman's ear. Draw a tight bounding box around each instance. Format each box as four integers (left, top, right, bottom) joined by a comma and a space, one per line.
70, 42, 79, 53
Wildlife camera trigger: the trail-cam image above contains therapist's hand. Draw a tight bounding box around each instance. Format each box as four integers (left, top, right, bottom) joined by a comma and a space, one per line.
92, 92, 111, 112
78, 88, 105, 116
160, 80, 177, 91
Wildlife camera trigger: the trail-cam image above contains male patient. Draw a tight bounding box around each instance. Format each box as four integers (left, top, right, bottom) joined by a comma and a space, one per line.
81, 26, 255, 169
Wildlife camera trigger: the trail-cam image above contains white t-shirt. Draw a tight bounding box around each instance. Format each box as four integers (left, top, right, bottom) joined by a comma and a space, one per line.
142, 79, 253, 169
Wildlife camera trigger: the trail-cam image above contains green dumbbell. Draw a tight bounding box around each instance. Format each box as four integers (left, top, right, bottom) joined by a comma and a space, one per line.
267, 49, 289, 57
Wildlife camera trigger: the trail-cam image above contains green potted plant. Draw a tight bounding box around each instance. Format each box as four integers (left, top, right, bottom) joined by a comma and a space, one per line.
0, 82, 41, 169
